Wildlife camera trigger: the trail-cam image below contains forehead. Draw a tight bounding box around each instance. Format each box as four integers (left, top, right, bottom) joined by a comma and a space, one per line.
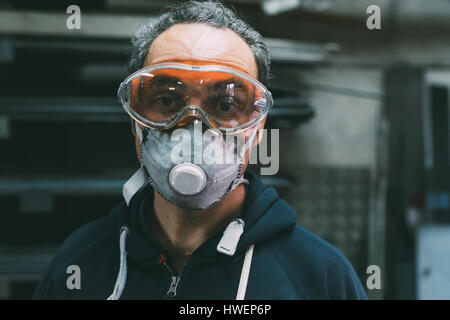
144, 23, 258, 79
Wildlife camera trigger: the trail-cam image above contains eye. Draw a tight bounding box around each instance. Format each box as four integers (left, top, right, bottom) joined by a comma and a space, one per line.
219, 101, 234, 112
157, 96, 175, 107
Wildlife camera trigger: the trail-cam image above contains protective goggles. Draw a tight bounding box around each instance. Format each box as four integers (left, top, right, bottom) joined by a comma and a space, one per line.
117, 62, 273, 133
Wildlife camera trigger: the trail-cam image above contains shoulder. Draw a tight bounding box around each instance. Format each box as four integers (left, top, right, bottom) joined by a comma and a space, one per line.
56, 217, 114, 265
267, 198, 354, 271
33, 215, 117, 299
48, 200, 129, 273
268, 222, 367, 299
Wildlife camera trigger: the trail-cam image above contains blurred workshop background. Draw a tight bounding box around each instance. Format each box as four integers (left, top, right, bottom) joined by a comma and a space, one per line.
1, 0, 450, 300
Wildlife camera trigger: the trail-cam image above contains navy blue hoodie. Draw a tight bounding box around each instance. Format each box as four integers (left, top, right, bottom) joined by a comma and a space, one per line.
33, 169, 367, 300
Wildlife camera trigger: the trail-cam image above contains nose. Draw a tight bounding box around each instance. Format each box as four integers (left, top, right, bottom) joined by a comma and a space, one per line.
175, 114, 201, 128
173, 106, 221, 132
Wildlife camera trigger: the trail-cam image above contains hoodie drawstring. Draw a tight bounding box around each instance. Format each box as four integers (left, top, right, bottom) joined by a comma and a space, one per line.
107, 226, 129, 300
107, 222, 254, 300
236, 244, 254, 300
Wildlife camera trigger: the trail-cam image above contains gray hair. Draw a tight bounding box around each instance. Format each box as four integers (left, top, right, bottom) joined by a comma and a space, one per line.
127, 0, 271, 86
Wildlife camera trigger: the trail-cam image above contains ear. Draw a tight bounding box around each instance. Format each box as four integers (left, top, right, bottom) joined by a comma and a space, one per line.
255, 117, 267, 146
131, 118, 142, 164
130, 118, 137, 137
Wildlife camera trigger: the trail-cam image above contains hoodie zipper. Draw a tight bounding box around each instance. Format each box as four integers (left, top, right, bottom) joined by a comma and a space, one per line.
161, 259, 187, 299
167, 275, 180, 298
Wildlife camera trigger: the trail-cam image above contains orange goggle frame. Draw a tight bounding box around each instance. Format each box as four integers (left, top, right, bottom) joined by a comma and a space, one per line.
117, 62, 273, 134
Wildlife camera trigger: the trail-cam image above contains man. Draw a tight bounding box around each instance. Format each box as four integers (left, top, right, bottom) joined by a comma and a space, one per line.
33, 1, 367, 300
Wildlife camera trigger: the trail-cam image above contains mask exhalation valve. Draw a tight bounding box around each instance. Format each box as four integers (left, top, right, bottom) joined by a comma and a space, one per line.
169, 163, 207, 195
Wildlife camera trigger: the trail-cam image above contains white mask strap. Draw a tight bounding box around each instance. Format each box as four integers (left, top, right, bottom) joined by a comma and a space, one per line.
134, 121, 143, 142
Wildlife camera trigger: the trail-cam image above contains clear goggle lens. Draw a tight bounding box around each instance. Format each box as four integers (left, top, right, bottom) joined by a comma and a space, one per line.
118, 63, 272, 133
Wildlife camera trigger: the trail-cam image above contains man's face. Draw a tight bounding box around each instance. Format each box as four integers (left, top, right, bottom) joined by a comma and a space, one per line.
132, 23, 266, 170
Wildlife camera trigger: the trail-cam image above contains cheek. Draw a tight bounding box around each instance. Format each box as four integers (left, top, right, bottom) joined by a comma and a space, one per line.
239, 119, 266, 171
239, 139, 255, 173
236, 126, 260, 148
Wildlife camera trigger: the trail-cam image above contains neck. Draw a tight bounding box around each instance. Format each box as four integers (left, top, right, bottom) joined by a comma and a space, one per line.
145, 184, 246, 272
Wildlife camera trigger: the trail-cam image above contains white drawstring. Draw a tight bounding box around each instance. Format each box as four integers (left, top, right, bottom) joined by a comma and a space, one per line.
216, 218, 255, 300
107, 226, 129, 300
236, 244, 254, 300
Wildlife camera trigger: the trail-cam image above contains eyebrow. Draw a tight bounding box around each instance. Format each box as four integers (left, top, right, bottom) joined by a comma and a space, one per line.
207, 79, 248, 91
149, 75, 186, 88
141, 75, 250, 93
